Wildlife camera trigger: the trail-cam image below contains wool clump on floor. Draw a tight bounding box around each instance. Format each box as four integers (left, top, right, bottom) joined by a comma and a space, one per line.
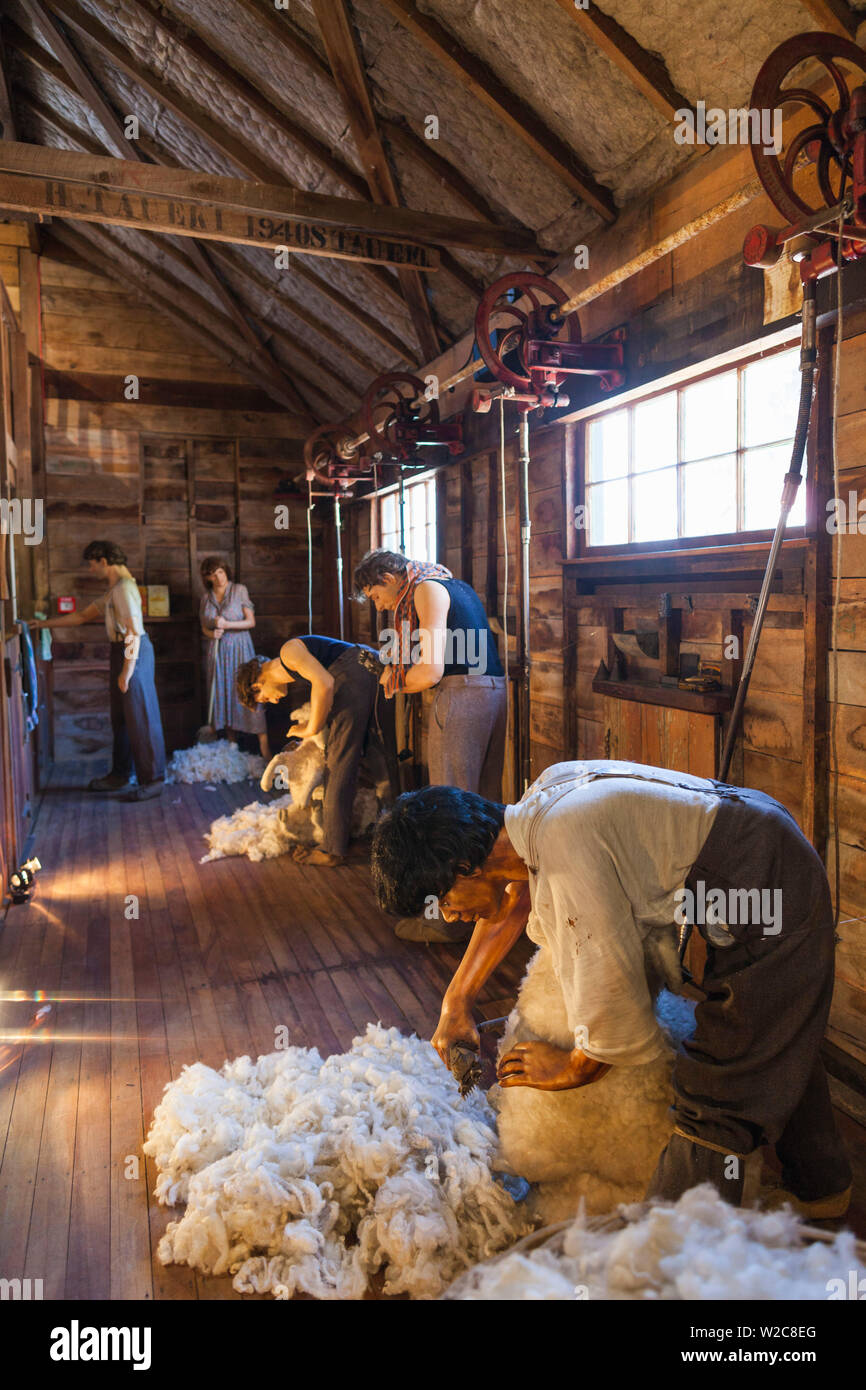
143, 1024, 532, 1299
166, 738, 265, 785
444, 1183, 865, 1300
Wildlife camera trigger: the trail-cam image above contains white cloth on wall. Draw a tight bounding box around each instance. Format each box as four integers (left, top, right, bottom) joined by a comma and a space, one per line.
503, 760, 721, 1066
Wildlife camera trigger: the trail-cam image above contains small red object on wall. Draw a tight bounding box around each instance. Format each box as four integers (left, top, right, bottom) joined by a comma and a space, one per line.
57, 596, 76, 614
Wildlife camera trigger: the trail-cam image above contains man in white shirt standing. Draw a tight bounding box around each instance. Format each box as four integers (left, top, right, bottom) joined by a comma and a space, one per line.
33, 540, 166, 799
370, 761, 852, 1217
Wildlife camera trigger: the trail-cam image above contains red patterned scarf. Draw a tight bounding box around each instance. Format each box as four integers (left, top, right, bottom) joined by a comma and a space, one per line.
383, 559, 452, 696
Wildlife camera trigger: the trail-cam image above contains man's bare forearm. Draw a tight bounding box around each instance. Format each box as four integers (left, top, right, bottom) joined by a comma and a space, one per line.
443, 885, 530, 1010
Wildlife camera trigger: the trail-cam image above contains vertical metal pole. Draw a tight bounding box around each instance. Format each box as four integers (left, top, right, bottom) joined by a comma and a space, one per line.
398, 464, 406, 553
518, 412, 531, 792
334, 494, 345, 640
306, 478, 313, 635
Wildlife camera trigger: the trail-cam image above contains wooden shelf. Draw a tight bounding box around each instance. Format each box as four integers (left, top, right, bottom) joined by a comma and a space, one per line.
591, 678, 733, 714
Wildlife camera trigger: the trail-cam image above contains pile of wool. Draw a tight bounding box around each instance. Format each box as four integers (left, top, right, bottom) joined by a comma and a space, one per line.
200, 792, 323, 863
143, 1024, 531, 1300
444, 1183, 865, 1300
492, 947, 697, 1223
166, 738, 265, 785
201, 727, 383, 862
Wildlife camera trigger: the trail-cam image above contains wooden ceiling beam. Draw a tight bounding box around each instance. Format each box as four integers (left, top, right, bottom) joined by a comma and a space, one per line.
555, 0, 693, 123
310, 0, 440, 361
37, 0, 425, 316
14, 1, 312, 420
799, 1, 858, 39
47, 221, 326, 419
377, 0, 617, 222
0, 141, 535, 254
8, 42, 419, 368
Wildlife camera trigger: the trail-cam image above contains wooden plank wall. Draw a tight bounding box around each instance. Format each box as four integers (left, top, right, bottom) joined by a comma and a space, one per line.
827, 323, 866, 1064
35, 248, 319, 760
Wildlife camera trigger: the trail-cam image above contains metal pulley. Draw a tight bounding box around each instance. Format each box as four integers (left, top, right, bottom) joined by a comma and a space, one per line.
743, 31, 866, 281
471, 271, 624, 414
363, 371, 464, 460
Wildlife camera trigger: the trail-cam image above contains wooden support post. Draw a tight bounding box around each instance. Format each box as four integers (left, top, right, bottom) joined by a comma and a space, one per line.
459, 456, 474, 584
803, 325, 835, 853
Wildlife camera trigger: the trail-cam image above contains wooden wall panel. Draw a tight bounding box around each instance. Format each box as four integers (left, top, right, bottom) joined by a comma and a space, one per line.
826, 329, 866, 1061
37, 251, 309, 760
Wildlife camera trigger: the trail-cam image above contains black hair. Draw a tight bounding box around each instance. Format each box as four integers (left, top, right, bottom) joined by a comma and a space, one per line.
83, 539, 127, 566
371, 785, 505, 917
236, 655, 267, 709
352, 548, 409, 597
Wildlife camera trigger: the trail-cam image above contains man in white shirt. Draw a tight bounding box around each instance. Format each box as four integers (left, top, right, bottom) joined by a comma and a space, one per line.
370, 761, 852, 1216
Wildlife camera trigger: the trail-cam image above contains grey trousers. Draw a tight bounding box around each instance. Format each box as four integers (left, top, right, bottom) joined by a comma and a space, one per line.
647, 784, 851, 1205
321, 648, 379, 857
427, 673, 507, 798
109, 634, 166, 785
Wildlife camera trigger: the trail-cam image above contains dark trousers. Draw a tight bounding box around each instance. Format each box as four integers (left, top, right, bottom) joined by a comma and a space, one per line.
109, 634, 166, 785
647, 785, 851, 1205
321, 648, 380, 857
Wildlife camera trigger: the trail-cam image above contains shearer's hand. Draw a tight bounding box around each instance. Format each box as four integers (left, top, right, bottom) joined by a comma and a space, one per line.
431, 999, 479, 1067
497, 1041, 611, 1091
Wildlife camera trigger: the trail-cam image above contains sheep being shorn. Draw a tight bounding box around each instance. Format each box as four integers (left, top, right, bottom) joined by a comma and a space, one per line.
491, 948, 697, 1224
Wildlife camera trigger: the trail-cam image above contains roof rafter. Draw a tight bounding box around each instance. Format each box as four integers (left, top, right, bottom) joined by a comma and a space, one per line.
38, 0, 416, 317
554, 0, 693, 123
310, 0, 440, 361
206, 243, 389, 378
15, 0, 313, 420
5, 21, 420, 365
48, 220, 333, 418
799, 0, 858, 39
377, 0, 617, 222
0, 28, 18, 139
232, 0, 526, 232
134, 0, 369, 199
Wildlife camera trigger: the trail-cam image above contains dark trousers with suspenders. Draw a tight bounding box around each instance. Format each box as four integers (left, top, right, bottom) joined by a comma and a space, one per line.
647, 781, 851, 1204
319, 646, 398, 858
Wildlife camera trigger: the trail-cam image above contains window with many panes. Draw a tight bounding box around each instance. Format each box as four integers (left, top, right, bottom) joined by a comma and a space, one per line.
583, 345, 805, 548
378, 474, 437, 562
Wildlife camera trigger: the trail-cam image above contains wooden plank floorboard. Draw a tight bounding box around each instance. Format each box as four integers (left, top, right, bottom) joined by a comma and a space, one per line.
3, 758, 861, 1302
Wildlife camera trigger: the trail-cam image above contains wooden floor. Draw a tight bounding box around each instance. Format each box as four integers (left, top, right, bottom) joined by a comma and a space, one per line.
0, 762, 530, 1300
1, 764, 864, 1301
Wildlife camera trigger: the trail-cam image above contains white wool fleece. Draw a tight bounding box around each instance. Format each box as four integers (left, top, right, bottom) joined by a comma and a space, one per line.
445, 1183, 865, 1301
492, 947, 696, 1222
166, 739, 265, 785
144, 1025, 532, 1299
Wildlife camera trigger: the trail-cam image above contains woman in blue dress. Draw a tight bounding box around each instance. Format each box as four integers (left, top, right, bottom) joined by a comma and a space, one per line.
199, 557, 269, 758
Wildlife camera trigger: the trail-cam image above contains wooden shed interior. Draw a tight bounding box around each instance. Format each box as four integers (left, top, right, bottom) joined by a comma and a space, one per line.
1, 0, 866, 1310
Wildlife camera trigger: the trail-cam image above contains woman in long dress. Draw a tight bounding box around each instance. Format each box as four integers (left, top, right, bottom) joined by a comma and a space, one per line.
199, 558, 269, 758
